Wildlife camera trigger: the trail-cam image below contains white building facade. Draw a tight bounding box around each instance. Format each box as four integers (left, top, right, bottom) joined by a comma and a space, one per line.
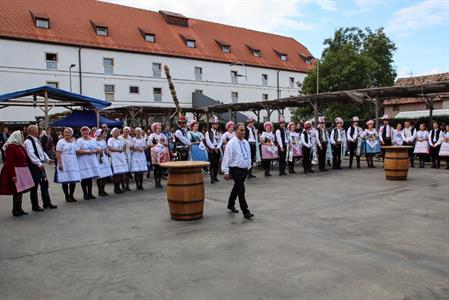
0, 1, 314, 123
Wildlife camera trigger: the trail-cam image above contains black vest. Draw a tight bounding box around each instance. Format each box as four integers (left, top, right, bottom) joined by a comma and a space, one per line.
303, 130, 309, 144
277, 128, 286, 146
318, 128, 327, 143
245, 127, 256, 141
27, 136, 41, 160
175, 127, 188, 147
431, 129, 440, 143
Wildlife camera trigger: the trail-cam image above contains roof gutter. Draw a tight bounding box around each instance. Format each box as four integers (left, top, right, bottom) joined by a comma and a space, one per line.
78, 46, 83, 95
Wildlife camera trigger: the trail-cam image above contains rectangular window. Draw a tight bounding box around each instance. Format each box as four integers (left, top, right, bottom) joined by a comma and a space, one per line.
253, 50, 261, 57
152, 63, 162, 78
153, 87, 162, 102
145, 34, 155, 43
194, 67, 203, 81
96, 27, 108, 36
103, 58, 114, 74
46, 81, 59, 88
36, 19, 49, 29
231, 71, 238, 84
289, 77, 295, 88
195, 89, 203, 94
186, 40, 196, 48
129, 86, 139, 94
45, 52, 58, 70
280, 54, 287, 61
262, 74, 268, 86
262, 93, 269, 101
222, 45, 230, 53
104, 84, 115, 101
231, 91, 238, 103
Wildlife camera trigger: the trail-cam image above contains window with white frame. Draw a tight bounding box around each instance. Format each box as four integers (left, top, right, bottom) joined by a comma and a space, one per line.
129, 86, 139, 94
280, 54, 287, 61
104, 84, 115, 101
96, 27, 108, 36
289, 77, 295, 88
152, 63, 162, 78
222, 45, 230, 53
153, 88, 162, 102
231, 71, 238, 84
45, 52, 58, 70
262, 74, 268, 86
231, 91, 238, 103
253, 49, 261, 57
46, 81, 59, 88
103, 58, 114, 74
194, 67, 203, 81
186, 40, 196, 48
262, 93, 269, 101
145, 33, 155, 43
36, 18, 49, 29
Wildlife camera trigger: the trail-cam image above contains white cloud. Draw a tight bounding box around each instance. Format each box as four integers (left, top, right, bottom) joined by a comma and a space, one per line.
346, 0, 387, 15
397, 66, 442, 78
420, 68, 441, 75
101, 0, 322, 34
386, 0, 449, 35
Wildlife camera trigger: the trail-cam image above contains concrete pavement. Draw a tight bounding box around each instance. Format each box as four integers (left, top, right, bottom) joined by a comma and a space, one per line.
0, 162, 448, 300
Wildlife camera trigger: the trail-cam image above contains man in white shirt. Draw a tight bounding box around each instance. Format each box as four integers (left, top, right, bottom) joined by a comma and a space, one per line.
24, 125, 57, 211
174, 115, 191, 161
429, 121, 442, 168
401, 120, 416, 167
301, 121, 314, 174
244, 117, 257, 178
206, 116, 223, 183
222, 123, 254, 219
275, 117, 288, 176
316, 117, 329, 172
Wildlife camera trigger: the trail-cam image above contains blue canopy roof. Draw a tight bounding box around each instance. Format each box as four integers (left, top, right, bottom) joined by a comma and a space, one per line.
50, 110, 123, 127
0, 86, 111, 109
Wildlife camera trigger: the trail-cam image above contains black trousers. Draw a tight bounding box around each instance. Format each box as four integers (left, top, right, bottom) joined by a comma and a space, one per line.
431, 145, 441, 167
249, 142, 256, 174
381, 138, 392, 158
29, 165, 51, 208
332, 144, 342, 169
278, 148, 286, 174
404, 142, 415, 166
208, 150, 221, 181
348, 141, 360, 168
228, 167, 249, 214
262, 160, 271, 174
177, 148, 189, 161
302, 147, 312, 172
318, 142, 327, 170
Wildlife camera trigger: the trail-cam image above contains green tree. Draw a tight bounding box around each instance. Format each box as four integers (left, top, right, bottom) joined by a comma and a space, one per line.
292, 27, 397, 122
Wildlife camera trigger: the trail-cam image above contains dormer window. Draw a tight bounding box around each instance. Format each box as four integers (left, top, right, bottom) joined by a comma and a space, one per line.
91, 20, 109, 36
186, 40, 195, 48
253, 49, 261, 57
280, 54, 287, 61
145, 34, 155, 42
300, 53, 313, 64
180, 34, 196, 48
96, 27, 108, 36
30, 11, 50, 29
216, 40, 231, 53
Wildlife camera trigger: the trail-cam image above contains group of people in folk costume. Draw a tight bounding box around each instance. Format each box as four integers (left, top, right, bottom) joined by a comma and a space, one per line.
1, 112, 448, 217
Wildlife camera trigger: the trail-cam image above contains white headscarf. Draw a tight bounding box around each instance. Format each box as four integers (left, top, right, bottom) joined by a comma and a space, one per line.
94, 128, 103, 138
2, 130, 23, 151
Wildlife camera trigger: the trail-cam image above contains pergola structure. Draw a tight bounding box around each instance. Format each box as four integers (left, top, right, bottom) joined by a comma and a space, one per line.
199, 81, 449, 127
0, 86, 111, 129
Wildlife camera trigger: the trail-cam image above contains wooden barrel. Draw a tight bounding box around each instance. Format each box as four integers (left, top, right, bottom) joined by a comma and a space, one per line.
161, 161, 210, 221
383, 146, 412, 180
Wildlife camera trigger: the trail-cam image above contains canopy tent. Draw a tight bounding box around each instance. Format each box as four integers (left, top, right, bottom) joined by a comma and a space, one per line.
394, 109, 449, 119
50, 110, 123, 127
0, 86, 111, 128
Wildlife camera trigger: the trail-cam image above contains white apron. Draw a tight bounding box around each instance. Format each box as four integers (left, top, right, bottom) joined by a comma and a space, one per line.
56, 139, 81, 183
95, 140, 113, 178
414, 131, 430, 154
120, 136, 132, 169
439, 132, 449, 157
108, 138, 129, 174
130, 138, 148, 173
76, 138, 100, 180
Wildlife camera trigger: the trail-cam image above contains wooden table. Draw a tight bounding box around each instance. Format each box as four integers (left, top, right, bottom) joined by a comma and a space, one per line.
382, 146, 413, 180
160, 161, 210, 220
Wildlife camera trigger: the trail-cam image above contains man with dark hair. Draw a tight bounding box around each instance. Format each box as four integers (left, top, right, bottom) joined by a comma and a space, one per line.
205, 115, 222, 183
244, 116, 257, 178
222, 123, 254, 220
429, 121, 442, 168
402, 120, 416, 167
173, 115, 191, 161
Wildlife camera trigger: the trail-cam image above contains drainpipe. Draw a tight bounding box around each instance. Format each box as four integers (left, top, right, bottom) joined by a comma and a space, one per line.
78, 47, 83, 94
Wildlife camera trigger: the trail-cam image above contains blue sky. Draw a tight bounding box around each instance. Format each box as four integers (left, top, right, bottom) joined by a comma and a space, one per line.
104, 0, 449, 79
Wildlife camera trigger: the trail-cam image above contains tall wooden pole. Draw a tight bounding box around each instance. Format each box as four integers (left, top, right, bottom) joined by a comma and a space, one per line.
44, 90, 49, 130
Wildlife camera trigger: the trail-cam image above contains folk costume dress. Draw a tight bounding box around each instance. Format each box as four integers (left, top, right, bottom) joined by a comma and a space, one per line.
392, 129, 404, 146
95, 139, 113, 179
414, 131, 430, 154
108, 137, 129, 175
222, 131, 235, 152
190, 131, 208, 162
130, 137, 148, 173
148, 133, 170, 165
55, 139, 81, 183
363, 129, 381, 155
439, 131, 449, 157
260, 131, 277, 176
286, 130, 301, 174
76, 137, 100, 180
0, 144, 33, 195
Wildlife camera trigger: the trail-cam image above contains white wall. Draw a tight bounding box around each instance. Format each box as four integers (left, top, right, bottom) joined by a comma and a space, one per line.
0, 39, 307, 122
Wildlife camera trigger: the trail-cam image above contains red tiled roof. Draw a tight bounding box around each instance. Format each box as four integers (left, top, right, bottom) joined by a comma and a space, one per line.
384, 73, 449, 106
0, 0, 314, 73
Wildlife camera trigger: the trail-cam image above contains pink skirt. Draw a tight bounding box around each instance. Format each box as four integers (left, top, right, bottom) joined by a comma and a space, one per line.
414, 141, 429, 154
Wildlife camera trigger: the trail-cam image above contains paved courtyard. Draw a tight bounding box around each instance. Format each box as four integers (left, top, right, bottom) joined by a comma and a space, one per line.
0, 162, 448, 300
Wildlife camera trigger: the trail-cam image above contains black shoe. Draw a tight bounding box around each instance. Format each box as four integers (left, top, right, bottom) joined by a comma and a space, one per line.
12, 210, 22, 217
32, 207, 44, 212
371, 165, 376, 168
66, 195, 77, 202
43, 203, 58, 209
214, 178, 220, 182
83, 195, 91, 200
303, 170, 308, 174
88, 194, 96, 200
210, 180, 215, 184
357, 165, 361, 169
248, 174, 256, 178
19, 209, 29, 215
309, 169, 315, 173
243, 212, 254, 219
323, 169, 329, 172
227, 207, 239, 213
125, 187, 132, 192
